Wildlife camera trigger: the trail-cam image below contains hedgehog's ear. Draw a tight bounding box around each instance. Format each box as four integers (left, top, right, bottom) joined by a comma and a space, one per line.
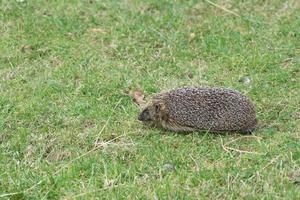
155, 104, 160, 113
154, 102, 165, 113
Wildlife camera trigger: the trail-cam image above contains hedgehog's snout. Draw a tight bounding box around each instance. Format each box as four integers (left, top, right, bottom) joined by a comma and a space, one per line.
138, 109, 152, 121
138, 112, 145, 121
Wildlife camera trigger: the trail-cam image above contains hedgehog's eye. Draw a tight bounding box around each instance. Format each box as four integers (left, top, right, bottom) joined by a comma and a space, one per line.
144, 109, 149, 115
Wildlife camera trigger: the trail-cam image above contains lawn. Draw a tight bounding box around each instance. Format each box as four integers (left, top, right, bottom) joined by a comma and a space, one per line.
0, 0, 299, 199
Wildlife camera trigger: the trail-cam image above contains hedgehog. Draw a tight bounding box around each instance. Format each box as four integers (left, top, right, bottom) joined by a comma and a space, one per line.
138, 87, 257, 133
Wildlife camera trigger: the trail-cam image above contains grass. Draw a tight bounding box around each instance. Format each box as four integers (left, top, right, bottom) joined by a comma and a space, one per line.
0, 0, 299, 199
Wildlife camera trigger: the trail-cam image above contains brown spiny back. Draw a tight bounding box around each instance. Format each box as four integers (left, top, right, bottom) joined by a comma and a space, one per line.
151, 87, 257, 132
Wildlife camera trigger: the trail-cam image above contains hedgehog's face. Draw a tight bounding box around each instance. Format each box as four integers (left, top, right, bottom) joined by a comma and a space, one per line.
138, 104, 161, 122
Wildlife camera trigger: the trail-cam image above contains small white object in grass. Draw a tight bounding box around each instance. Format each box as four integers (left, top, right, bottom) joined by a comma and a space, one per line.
162, 162, 175, 172
190, 32, 196, 39
16, 0, 25, 2
239, 76, 251, 85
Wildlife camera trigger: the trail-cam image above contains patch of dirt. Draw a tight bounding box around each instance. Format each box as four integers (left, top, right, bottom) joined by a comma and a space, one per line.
128, 87, 146, 107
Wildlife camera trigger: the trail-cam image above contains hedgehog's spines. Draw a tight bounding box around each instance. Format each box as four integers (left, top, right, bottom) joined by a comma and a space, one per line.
138, 87, 257, 133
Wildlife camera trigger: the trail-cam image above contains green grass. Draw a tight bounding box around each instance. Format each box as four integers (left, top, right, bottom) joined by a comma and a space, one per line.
1, 0, 300, 199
